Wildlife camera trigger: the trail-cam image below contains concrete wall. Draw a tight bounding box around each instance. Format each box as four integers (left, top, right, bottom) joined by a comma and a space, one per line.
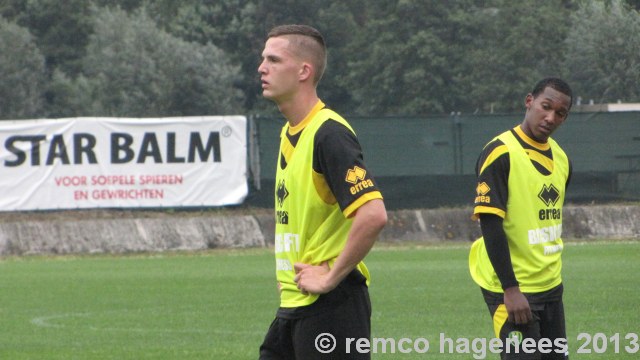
1, 205, 638, 256
375, 204, 640, 244
0, 214, 265, 256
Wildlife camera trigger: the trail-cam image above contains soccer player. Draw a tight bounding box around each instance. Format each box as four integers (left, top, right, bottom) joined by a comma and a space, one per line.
257, 24, 387, 359
469, 78, 573, 359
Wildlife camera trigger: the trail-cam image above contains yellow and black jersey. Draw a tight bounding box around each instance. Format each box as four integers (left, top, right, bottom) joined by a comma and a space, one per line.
279, 106, 380, 217
473, 126, 572, 219
469, 126, 571, 294
274, 100, 383, 309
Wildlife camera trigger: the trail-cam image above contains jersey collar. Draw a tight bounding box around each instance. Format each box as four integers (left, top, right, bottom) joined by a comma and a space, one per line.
514, 126, 551, 151
288, 100, 325, 135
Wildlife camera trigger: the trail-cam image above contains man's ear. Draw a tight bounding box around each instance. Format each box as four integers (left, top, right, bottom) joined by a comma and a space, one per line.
524, 93, 534, 110
299, 62, 313, 82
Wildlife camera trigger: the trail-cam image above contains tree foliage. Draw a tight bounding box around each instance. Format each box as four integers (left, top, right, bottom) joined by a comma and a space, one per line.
345, 1, 476, 115
0, 17, 46, 119
564, 0, 640, 103
456, 1, 573, 114
85, 6, 244, 117
0, 0, 639, 119
16, 0, 93, 76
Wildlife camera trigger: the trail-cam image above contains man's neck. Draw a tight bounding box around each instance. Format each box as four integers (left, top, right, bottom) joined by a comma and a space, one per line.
278, 91, 320, 127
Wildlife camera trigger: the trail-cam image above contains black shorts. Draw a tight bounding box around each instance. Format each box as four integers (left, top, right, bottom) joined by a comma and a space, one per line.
483, 285, 569, 360
259, 270, 371, 360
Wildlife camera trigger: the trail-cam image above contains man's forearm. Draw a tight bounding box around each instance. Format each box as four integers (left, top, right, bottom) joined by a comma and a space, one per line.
327, 199, 387, 287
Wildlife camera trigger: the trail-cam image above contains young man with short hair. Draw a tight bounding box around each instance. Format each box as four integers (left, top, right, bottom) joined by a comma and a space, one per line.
469, 78, 573, 360
257, 24, 387, 360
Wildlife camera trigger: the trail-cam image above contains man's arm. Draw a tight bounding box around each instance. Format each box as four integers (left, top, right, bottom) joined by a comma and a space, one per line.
480, 213, 532, 324
294, 199, 387, 294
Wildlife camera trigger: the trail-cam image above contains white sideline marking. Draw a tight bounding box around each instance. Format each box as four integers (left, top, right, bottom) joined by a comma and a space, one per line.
30, 311, 263, 335
31, 312, 90, 328
414, 210, 427, 233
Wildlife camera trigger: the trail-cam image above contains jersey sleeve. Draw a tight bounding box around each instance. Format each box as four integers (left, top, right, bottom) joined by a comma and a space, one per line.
313, 120, 382, 217
473, 139, 509, 220
479, 213, 519, 289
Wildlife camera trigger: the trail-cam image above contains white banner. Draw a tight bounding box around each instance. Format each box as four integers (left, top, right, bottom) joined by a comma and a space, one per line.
0, 116, 248, 211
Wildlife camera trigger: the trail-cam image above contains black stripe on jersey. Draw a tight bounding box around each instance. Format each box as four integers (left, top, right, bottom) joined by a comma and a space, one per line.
478, 131, 555, 177
279, 153, 286, 169
476, 140, 510, 177
279, 130, 302, 170
476, 140, 509, 213
286, 129, 302, 147
509, 128, 553, 175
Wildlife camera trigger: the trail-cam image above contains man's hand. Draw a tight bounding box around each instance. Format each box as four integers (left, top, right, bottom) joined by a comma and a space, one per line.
293, 261, 332, 295
293, 199, 386, 296
504, 286, 532, 324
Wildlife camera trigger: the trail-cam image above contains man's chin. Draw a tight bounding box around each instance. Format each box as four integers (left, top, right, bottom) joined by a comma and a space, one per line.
262, 91, 276, 100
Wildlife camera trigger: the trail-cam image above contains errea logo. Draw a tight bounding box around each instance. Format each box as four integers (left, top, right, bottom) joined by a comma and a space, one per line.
538, 184, 560, 206
345, 166, 374, 195
345, 166, 366, 184
276, 179, 289, 208
475, 182, 491, 204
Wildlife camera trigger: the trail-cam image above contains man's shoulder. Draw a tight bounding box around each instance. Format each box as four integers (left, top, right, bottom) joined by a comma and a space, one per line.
316, 118, 353, 136
479, 136, 509, 160
314, 108, 351, 127
314, 109, 356, 142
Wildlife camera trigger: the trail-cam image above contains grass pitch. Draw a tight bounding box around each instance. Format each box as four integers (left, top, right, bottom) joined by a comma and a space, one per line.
0, 241, 638, 359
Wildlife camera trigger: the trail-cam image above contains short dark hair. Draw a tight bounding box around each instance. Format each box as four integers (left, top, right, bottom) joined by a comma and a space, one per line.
268, 24, 325, 48
531, 77, 573, 109
267, 24, 327, 84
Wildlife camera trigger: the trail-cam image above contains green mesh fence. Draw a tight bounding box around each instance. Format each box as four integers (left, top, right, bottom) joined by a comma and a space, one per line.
248, 112, 640, 209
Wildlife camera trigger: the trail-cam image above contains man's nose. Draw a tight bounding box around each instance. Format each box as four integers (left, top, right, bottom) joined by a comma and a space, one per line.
546, 111, 560, 124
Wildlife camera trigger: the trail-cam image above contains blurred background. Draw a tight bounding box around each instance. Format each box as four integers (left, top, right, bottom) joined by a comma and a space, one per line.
1, 0, 639, 209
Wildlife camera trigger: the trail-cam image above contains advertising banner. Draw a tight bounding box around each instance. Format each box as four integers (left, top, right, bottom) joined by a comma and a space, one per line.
0, 116, 248, 211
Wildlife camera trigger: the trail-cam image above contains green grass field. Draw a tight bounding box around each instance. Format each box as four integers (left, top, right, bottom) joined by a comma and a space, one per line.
1, 241, 638, 359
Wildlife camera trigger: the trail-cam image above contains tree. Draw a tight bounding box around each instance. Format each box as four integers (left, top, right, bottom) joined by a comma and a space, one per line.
16, 0, 93, 76
345, 1, 479, 115
74, 6, 244, 117
43, 70, 98, 118
453, 0, 573, 114
564, 0, 640, 103
165, 0, 265, 112
0, 17, 46, 119
626, 0, 640, 10
92, 0, 145, 12
165, 0, 339, 113
343, 0, 574, 115
4, 0, 639, 118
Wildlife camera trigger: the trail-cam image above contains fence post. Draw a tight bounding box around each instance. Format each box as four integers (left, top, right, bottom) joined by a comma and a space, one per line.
248, 115, 261, 191
450, 111, 463, 174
